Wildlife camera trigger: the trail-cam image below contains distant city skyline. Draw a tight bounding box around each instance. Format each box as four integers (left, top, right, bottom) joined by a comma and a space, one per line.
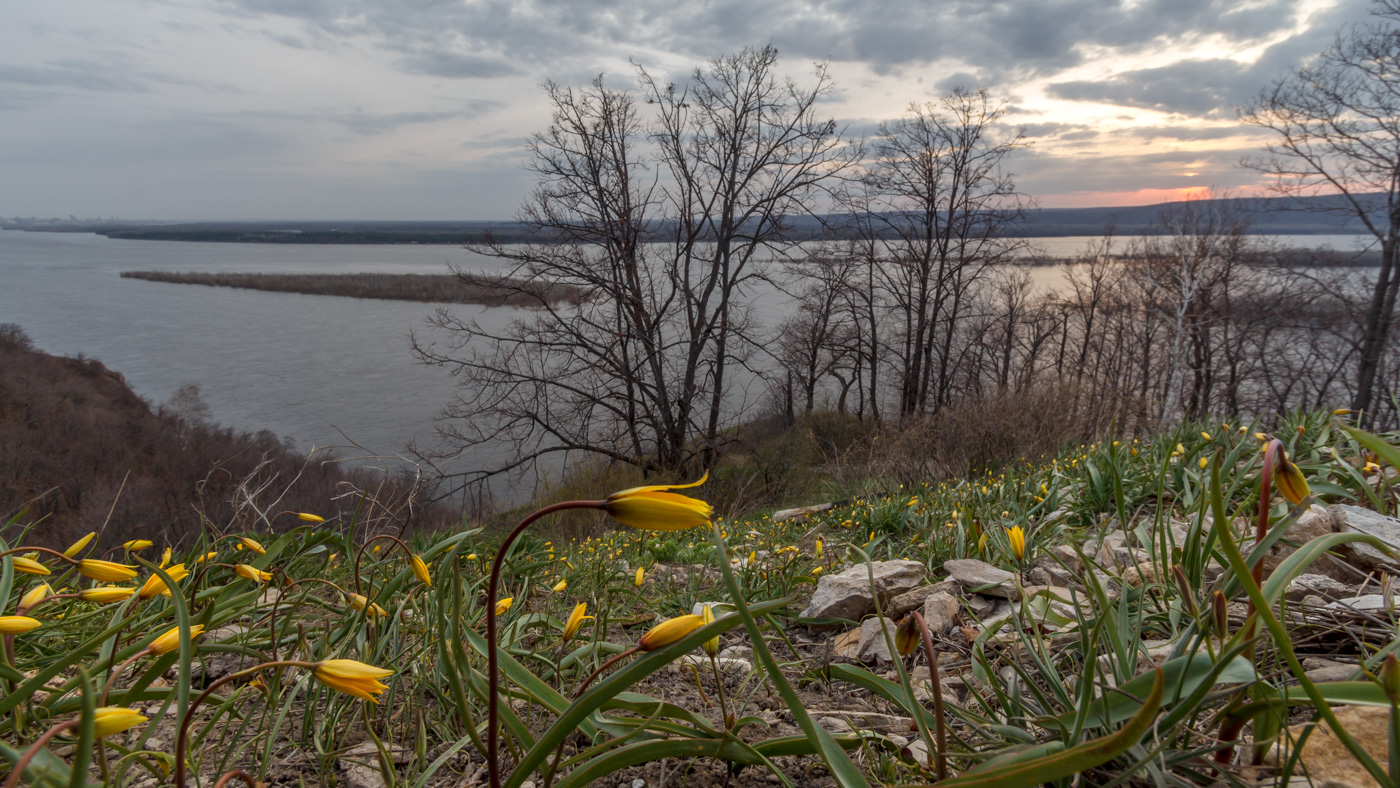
0, 0, 1376, 220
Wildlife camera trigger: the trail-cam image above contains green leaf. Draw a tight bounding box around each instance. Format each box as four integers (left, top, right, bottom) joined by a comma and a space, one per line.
1054, 653, 1256, 730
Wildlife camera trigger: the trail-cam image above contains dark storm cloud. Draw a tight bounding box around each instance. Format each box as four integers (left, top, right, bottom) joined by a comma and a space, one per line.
215, 0, 1353, 87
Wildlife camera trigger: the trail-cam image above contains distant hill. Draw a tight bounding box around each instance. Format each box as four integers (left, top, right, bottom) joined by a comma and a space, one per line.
3, 192, 1384, 244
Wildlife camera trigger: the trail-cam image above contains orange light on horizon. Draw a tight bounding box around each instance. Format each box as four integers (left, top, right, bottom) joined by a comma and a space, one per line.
1040, 186, 1261, 209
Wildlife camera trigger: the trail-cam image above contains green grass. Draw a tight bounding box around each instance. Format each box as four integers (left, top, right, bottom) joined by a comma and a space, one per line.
2, 408, 1398, 787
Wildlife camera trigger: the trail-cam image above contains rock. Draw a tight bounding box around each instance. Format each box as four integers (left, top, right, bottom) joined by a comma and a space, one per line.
670, 655, 751, 675
689, 601, 734, 618
256, 588, 282, 606
921, 591, 960, 633
855, 617, 900, 662
966, 594, 1000, 615
1331, 504, 1400, 570
800, 560, 927, 622
832, 627, 862, 659
817, 711, 915, 734
905, 739, 931, 767
943, 559, 1019, 599
719, 645, 751, 660
1305, 663, 1361, 683
1324, 595, 1400, 613
1049, 545, 1083, 574
1284, 573, 1356, 603
1026, 567, 1054, 586
771, 502, 837, 523
1272, 706, 1391, 788
340, 742, 411, 788
889, 581, 957, 616
1121, 561, 1164, 588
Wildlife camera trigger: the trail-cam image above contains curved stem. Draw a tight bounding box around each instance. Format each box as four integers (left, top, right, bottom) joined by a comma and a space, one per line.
213, 769, 260, 788
100, 649, 151, 705
175, 660, 315, 788
2, 720, 77, 788
0, 546, 77, 565
486, 500, 605, 788
913, 611, 947, 780
572, 647, 638, 699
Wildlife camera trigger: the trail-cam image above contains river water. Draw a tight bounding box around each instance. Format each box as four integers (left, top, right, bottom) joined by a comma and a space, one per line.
0, 229, 1375, 490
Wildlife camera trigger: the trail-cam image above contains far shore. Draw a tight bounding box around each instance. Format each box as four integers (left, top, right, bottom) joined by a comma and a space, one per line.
120, 270, 590, 307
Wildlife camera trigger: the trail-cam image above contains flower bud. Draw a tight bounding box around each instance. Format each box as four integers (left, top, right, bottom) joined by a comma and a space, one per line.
701, 605, 719, 657
894, 615, 920, 657
638, 614, 705, 651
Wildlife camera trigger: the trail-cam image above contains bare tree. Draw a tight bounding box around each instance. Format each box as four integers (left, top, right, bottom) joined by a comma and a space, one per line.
1241, 0, 1400, 421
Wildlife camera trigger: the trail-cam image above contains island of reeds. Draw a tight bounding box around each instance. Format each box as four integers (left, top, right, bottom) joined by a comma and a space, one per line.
120, 270, 589, 307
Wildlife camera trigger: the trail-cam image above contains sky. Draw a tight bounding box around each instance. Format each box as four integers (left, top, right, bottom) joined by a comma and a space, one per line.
0, 0, 1379, 220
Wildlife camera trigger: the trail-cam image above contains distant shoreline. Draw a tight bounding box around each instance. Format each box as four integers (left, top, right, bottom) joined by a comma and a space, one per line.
120, 270, 590, 307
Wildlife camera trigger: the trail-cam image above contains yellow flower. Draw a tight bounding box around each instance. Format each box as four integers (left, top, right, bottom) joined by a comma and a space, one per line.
234, 564, 272, 583
603, 472, 712, 531
1333, 408, 1352, 416
1255, 432, 1268, 441
159, 548, 172, 569
1277, 453, 1311, 506
552, 578, 567, 593
638, 614, 706, 651
494, 597, 513, 616
149, 624, 205, 655
123, 540, 153, 551
634, 566, 645, 587
20, 583, 53, 610
239, 537, 266, 555
296, 512, 325, 523
814, 539, 823, 559
347, 593, 387, 617
701, 604, 719, 657
197, 551, 217, 563
1007, 526, 1026, 561
79, 560, 138, 582
812, 566, 823, 575
313, 659, 393, 703
563, 602, 591, 642
92, 707, 148, 738
80, 587, 136, 603
137, 564, 189, 600
1199, 456, 1209, 469
978, 532, 988, 553
0, 616, 41, 634
1201, 432, 1212, 441
410, 555, 432, 587
11, 556, 50, 576
467, 553, 478, 561
63, 532, 96, 558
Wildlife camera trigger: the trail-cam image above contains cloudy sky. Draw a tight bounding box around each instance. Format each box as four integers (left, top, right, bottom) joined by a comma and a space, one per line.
0, 0, 1376, 220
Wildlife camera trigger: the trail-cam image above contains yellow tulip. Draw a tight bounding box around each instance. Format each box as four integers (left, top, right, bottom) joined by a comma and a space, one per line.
563, 602, 591, 642
634, 566, 645, 587
197, 551, 218, 563
639, 614, 705, 651
603, 472, 712, 531
79, 560, 138, 582
1199, 456, 1209, 469
814, 539, 823, 559
701, 605, 718, 657
0, 616, 41, 634
347, 593, 388, 617
1333, 408, 1352, 416
410, 554, 432, 587
467, 553, 478, 561
552, 578, 567, 593
296, 512, 325, 523
1201, 432, 1212, 441
313, 659, 393, 703
812, 566, 823, 575
234, 564, 272, 584
20, 583, 53, 610
1277, 453, 1311, 506
123, 540, 153, 551
63, 532, 96, 558
149, 624, 205, 655
80, 587, 136, 603
1007, 526, 1026, 561
92, 707, 148, 738
494, 597, 513, 616
239, 537, 266, 555
11, 556, 50, 576
137, 564, 188, 599
894, 615, 920, 656
159, 547, 172, 569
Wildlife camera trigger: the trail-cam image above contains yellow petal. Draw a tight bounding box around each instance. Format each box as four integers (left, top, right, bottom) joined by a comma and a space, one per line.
638, 614, 705, 651
11, 556, 50, 576
63, 532, 97, 558
607, 470, 709, 500
79, 560, 138, 582
0, 616, 42, 634
92, 707, 147, 738
410, 555, 432, 587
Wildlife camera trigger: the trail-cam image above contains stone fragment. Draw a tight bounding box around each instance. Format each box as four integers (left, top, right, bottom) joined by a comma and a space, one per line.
1272, 706, 1391, 788
771, 502, 837, 523
340, 743, 411, 788
889, 580, 957, 616
1284, 573, 1355, 603
1049, 544, 1083, 574
1324, 595, 1400, 613
943, 559, 1018, 599
670, 655, 752, 675
1331, 504, 1400, 570
800, 560, 927, 622
920, 591, 960, 633
719, 645, 751, 660
854, 617, 899, 662
832, 628, 862, 660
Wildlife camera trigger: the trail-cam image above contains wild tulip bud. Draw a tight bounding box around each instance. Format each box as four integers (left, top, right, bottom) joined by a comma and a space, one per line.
639, 614, 705, 652
604, 473, 712, 531
63, 532, 96, 558
494, 597, 513, 616
79, 560, 137, 582
92, 707, 148, 738
894, 615, 920, 657
123, 540, 153, 551
80, 587, 136, 603
1275, 447, 1311, 506
0, 616, 42, 635
296, 512, 326, 523
1381, 655, 1400, 704
159, 547, 172, 569
410, 554, 432, 587
20, 583, 53, 611
634, 566, 645, 587
701, 605, 719, 657
552, 578, 567, 593
137, 564, 188, 600
313, 659, 393, 703
563, 602, 591, 642
234, 564, 272, 583
1007, 526, 1026, 561
149, 624, 205, 655
347, 593, 388, 617
11, 556, 50, 576
814, 539, 823, 559
1211, 591, 1229, 638
238, 537, 266, 555
1171, 566, 1198, 617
